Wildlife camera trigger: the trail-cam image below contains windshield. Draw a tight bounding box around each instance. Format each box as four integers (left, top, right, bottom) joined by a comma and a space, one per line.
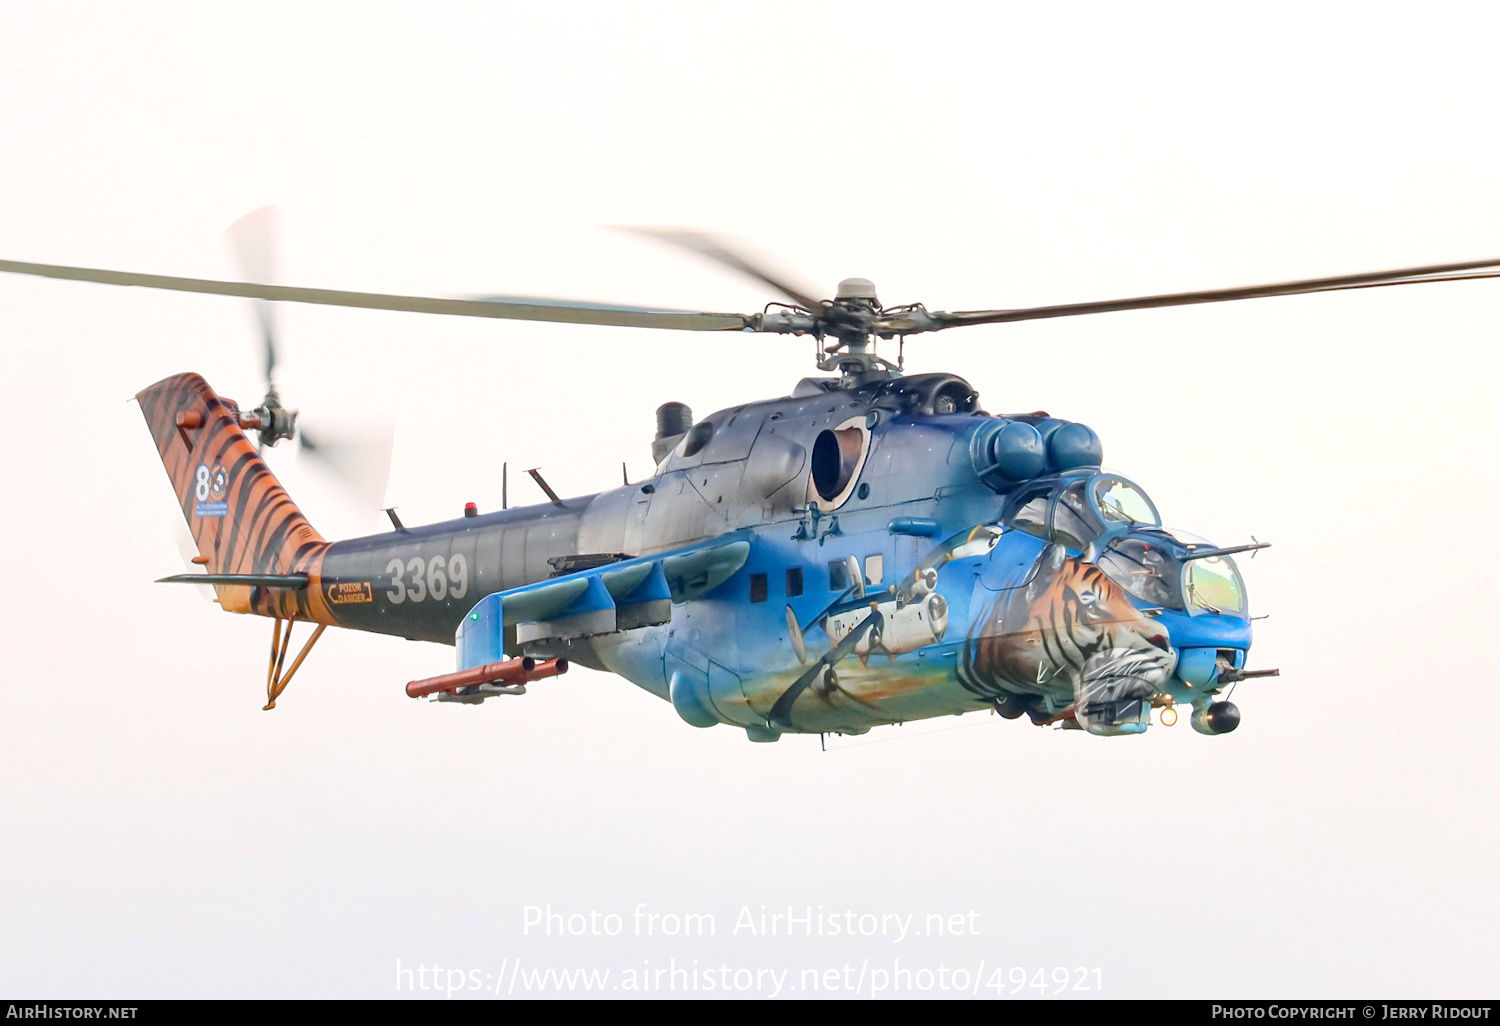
1184, 556, 1246, 615
1093, 476, 1161, 526
1098, 537, 1183, 608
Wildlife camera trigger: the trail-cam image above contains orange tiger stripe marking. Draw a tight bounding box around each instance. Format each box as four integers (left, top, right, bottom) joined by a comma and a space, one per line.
137, 373, 334, 625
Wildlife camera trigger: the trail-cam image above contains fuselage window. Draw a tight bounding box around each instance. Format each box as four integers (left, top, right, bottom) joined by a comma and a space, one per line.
786, 566, 804, 597
1051, 481, 1096, 551
864, 554, 884, 586
828, 559, 849, 591
1005, 485, 1051, 539
749, 573, 768, 603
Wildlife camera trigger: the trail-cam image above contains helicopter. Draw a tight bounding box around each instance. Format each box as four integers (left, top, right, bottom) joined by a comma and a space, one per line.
5, 226, 1499, 741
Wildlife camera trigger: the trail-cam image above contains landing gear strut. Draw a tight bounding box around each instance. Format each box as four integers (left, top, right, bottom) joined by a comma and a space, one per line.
263, 617, 327, 710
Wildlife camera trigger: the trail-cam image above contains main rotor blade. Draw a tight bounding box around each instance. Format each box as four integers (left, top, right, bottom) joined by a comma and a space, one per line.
0, 258, 752, 331
225, 206, 281, 391
934, 257, 1500, 329
620, 227, 826, 312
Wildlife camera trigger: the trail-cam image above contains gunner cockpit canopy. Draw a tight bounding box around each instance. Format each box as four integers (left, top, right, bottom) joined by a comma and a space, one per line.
1001, 472, 1245, 617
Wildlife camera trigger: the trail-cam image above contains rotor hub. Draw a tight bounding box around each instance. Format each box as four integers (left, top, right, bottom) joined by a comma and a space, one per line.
251, 392, 298, 448
835, 277, 879, 303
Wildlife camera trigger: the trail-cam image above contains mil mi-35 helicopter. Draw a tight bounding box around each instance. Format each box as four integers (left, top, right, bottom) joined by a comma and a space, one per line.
5, 225, 1499, 741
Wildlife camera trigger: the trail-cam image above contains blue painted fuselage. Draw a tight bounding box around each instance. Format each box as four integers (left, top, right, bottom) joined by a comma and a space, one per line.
318, 372, 1256, 739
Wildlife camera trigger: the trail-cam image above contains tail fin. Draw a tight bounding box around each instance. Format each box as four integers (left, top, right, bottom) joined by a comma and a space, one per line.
137, 373, 329, 618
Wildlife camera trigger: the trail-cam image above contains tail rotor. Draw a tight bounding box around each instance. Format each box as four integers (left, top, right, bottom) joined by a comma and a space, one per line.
224, 207, 391, 507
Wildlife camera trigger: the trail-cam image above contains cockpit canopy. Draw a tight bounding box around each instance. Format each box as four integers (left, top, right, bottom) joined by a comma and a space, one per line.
1003, 473, 1162, 547
1001, 472, 1246, 616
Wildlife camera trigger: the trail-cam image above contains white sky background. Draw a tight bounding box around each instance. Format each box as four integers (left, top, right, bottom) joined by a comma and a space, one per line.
0, 1, 1496, 999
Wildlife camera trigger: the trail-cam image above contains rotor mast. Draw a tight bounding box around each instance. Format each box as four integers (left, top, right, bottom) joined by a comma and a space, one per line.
815, 277, 898, 383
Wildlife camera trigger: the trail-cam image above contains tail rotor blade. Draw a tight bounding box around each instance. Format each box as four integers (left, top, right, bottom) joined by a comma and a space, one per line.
297, 422, 395, 515
225, 206, 281, 391
167, 517, 214, 604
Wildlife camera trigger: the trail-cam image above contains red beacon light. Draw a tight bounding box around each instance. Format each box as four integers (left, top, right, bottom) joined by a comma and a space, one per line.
464, 502, 478, 518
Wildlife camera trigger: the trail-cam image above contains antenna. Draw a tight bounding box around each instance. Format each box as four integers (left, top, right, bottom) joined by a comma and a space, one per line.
527, 468, 563, 506
502, 462, 508, 510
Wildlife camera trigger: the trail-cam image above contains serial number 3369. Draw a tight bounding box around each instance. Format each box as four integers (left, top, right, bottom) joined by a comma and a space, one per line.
384, 554, 469, 605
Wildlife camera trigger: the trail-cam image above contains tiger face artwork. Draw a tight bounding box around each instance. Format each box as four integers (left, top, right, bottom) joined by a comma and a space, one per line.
962, 544, 1177, 734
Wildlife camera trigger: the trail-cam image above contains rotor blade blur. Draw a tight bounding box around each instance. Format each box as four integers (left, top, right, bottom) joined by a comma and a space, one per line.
0, 259, 752, 331
619, 227, 826, 312
167, 517, 215, 603
225, 206, 280, 389
933, 257, 1500, 328
298, 422, 394, 515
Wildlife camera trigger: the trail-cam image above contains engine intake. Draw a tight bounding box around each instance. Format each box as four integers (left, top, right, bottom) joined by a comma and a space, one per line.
969, 415, 1103, 490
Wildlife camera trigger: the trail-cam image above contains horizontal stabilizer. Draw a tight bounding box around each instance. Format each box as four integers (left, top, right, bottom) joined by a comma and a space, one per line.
156, 573, 309, 589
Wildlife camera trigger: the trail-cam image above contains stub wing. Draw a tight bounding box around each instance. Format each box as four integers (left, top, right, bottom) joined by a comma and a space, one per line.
454, 537, 751, 669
